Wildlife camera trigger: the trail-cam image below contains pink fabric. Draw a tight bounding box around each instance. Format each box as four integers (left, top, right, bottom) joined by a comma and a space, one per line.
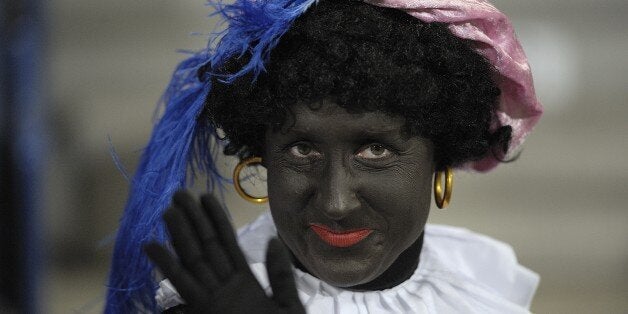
363, 0, 543, 171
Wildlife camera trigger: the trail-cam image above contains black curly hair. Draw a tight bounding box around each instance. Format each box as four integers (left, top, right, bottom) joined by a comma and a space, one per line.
202, 0, 511, 169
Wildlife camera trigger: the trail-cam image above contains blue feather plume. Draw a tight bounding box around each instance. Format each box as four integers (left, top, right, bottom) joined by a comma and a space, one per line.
105, 0, 317, 312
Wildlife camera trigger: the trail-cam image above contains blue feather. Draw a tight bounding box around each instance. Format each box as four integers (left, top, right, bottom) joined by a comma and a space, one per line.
105, 0, 317, 311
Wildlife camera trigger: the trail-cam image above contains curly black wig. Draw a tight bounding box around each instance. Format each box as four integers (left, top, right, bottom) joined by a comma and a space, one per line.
203, 0, 512, 169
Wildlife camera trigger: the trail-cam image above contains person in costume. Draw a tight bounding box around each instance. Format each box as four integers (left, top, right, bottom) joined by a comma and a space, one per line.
105, 0, 543, 313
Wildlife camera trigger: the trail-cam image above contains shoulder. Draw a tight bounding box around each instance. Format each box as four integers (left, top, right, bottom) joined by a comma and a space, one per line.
423, 224, 522, 270
421, 224, 540, 310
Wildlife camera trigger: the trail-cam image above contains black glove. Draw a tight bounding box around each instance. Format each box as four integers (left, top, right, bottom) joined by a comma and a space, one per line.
144, 191, 305, 314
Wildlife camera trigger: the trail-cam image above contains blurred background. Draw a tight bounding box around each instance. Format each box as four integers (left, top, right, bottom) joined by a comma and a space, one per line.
1, 0, 627, 313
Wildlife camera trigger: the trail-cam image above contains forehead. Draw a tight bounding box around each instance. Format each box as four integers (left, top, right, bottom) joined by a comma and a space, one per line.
284, 100, 407, 136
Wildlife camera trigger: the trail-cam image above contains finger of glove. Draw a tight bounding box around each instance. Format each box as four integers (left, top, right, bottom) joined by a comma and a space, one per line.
144, 242, 206, 305
200, 194, 249, 269
163, 205, 220, 290
265, 238, 302, 309
173, 191, 234, 280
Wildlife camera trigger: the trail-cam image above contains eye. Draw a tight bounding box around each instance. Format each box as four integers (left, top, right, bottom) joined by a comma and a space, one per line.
289, 143, 320, 158
356, 144, 393, 159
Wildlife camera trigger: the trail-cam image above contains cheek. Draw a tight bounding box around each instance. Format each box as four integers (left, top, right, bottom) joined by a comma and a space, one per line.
361, 165, 432, 237
266, 165, 313, 233
266, 165, 321, 261
267, 166, 313, 209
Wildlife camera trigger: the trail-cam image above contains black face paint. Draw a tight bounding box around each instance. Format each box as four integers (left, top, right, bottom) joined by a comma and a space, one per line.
264, 101, 434, 287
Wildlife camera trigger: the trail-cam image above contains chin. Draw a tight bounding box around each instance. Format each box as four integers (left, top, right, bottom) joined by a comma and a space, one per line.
309, 257, 382, 287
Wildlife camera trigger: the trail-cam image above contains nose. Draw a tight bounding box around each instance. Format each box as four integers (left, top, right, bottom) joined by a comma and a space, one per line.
317, 159, 361, 221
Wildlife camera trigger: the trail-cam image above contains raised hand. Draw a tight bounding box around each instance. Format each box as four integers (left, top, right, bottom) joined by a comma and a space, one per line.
144, 191, 305, 314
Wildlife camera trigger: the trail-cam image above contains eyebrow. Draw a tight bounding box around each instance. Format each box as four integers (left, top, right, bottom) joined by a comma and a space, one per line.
287, 125, 399, 134
282, 126, 409, 145
357, 128, 401, 135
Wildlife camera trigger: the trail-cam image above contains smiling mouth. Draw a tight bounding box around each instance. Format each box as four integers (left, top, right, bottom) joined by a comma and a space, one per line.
310, 224, 373, 248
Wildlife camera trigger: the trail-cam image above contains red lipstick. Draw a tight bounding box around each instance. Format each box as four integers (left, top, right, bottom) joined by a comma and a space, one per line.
310, 224, 373, 247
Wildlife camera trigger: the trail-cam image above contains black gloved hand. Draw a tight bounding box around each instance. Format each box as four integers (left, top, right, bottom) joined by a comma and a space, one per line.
144, 191, 305, 314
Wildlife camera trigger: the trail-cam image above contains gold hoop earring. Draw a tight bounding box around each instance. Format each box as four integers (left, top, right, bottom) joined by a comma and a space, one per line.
434, 166, 453, 209
233, 157, 268, 204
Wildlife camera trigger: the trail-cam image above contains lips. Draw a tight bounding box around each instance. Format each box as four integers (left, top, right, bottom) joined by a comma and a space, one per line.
310, 224, 373, 248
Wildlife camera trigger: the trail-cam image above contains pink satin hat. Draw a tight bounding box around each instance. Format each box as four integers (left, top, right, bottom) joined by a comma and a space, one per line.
363, 0, 543, 171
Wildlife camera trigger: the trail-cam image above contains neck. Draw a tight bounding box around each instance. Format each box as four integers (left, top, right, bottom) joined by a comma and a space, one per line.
291, 232, 424, 291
